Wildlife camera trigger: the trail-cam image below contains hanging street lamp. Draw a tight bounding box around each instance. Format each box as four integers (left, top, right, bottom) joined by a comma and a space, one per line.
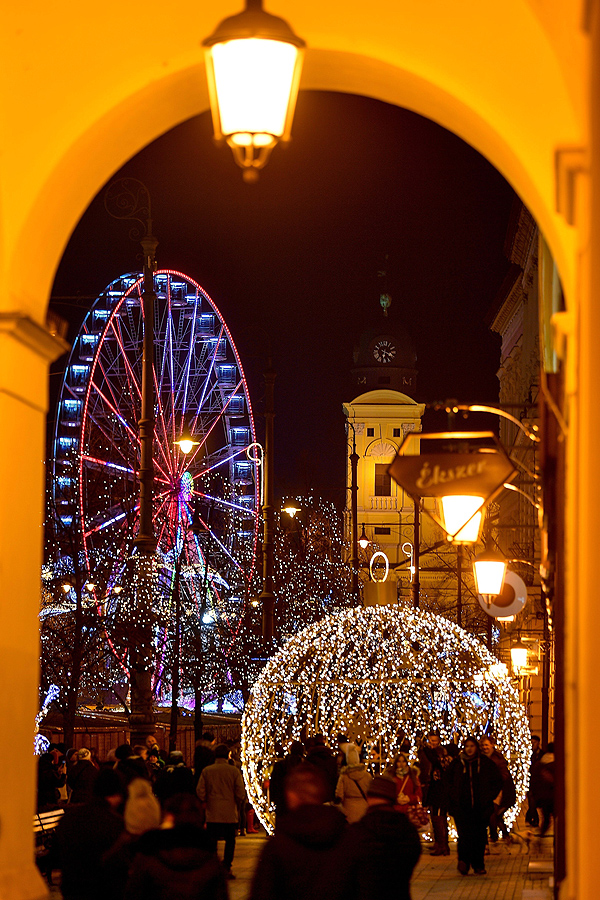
473, 547, 508, 605
358, 525, 370, 550
203, 0, 306, 182
510, 636, 529, 674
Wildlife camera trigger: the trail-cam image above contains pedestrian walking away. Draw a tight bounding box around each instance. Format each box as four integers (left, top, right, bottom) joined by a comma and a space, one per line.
197, 742, 246, 879
250, 763, 347, 900
325, 774, 422, 900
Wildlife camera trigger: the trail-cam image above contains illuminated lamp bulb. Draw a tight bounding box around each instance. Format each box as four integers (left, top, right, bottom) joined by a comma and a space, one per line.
282, 502, 301, 518
85, 581, 96, 592
203, 0, 305, 181
175, 426, 200, 455
473, 549, 507, 601
358, 526, 369, 550
61, 581, 72, 594
250, 597, 260, 608
112, 585, 123, 594
440, 495, 484, 543
511, 638, 528, 673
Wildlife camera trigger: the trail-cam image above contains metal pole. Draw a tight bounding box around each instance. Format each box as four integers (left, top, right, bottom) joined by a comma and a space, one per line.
350, 449, 360, 598
261, 364, 276, 641
411, 498, 420, 608
456, 544, 462, 626
105, 179, 157, 746
169, 545, 183, 753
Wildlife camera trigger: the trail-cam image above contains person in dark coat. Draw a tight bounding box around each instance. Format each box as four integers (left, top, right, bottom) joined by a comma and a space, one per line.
269, 740, 304, 819
525, 735, 543, 826
446, 736, 503, 876
418, 732, 452, 855
124, 794, 228, 900
193, 732, 216, 787
530, 742, 555, 836
55, 767, 126, 900
37, 752, 66, 811
154, 751, 196, 806
67, 747, 99, 804
249, 763, 347, 900
305, 734, 338, 801
325, 774, 422, 900
480, 736, 516, 840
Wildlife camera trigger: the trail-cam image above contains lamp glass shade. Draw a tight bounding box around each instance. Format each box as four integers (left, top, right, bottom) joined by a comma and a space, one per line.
473, 555, 507, 597
440, 495, 484, 543
511, 642, 528, 671
207, 38, 301, 145
177, 438, 196, 454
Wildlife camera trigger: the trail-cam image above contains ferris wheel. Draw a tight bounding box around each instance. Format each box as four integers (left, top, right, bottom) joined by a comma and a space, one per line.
51, 270, 260, 691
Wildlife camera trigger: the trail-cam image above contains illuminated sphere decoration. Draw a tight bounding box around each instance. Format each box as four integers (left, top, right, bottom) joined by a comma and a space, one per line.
242, 605, 531, 833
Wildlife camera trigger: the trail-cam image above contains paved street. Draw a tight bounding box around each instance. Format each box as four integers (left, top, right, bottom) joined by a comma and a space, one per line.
47, 825, 553, 900
226, 827, 553, 900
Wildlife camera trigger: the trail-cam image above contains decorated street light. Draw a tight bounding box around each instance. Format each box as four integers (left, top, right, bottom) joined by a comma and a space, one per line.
388, 431, 516, 543
203, 0, 305, 182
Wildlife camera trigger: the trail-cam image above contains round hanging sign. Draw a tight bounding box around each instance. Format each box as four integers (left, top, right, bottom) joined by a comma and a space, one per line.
478, 569, 527, 618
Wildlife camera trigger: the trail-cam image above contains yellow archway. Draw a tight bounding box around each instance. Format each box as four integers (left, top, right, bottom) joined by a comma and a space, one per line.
1, 2, 593, 898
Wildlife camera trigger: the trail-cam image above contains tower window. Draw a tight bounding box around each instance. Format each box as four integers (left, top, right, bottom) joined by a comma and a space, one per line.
374, 464, 391, 496
367, 428, 375, 437
393, 428, 401, 437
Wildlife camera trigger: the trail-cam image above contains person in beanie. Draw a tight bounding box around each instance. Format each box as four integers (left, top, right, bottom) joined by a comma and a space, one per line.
67, 747, 99, 804
124, 794, 228, 900
325, 775, 421, 900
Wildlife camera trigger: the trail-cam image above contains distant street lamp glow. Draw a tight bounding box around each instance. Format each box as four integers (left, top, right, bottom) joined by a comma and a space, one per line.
511, 638, 528, 673
282, 502, 301, 519
203, 0, 305, 181
175, 426, 200, 455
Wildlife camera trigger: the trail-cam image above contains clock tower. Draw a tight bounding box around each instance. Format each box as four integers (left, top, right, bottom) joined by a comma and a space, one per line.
350, 294, 418, 394
344, 293, 434, 598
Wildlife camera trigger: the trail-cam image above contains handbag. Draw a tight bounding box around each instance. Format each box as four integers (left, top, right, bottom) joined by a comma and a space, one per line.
407, 803, 430, 831
396, 775, 411, 806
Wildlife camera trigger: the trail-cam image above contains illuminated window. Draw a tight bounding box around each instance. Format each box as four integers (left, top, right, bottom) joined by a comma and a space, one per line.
374, 464, 391, 496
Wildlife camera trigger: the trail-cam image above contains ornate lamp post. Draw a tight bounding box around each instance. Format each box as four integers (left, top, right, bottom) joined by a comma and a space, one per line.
105, 178, 158, 746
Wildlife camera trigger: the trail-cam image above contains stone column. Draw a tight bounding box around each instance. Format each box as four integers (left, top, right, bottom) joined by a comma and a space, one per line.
0, 313, 68, 900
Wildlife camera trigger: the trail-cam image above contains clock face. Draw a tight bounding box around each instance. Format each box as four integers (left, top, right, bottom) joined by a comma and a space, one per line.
373, 339, 397, 364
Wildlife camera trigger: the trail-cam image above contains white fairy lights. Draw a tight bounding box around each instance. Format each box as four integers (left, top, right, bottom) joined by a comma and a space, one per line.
241, 605, 531, 833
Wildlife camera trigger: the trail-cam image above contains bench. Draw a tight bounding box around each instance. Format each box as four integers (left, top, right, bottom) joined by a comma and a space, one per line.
34, 808, 64, 881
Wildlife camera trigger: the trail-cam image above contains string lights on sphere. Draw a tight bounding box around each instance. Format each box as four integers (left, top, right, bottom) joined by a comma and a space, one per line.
241, 605, 531, 833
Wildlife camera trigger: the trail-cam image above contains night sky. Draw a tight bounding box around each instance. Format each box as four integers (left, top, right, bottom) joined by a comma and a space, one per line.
50, 91, 515, 503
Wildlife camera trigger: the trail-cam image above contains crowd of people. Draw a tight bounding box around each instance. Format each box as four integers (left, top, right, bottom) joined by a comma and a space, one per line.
36, 732, 253, 898
34, 728, 555, 898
